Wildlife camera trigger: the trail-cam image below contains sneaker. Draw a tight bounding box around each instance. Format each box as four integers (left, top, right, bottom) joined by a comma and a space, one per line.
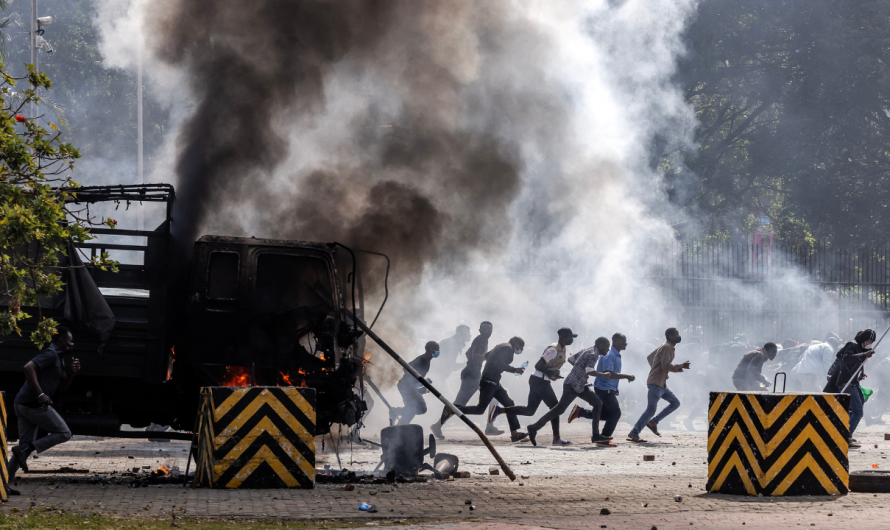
527, 426, 538, 446
626, 433, 647, 443
568, 405, 582, 424
429, 422, 445, 440
12, 446, 29, 473
646, 421, 661, 437
511, 432, 529, 443
591, 435, 611, 444
485, 424, 505, 436
488, 404, 502, 424
552, 438, 573, 446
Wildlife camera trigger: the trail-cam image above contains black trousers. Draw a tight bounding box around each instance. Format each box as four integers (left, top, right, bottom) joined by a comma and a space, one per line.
503, 376, 560, 437
529, 384, 603, 437
455, 380, 520, 431
395, 380, 427, 425
592, 387, 621, 437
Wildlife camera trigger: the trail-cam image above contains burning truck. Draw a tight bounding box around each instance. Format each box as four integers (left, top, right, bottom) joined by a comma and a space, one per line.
0, 184, 377, 438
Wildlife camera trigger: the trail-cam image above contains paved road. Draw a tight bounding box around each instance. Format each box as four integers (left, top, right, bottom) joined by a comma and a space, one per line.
3, 416, 890, 529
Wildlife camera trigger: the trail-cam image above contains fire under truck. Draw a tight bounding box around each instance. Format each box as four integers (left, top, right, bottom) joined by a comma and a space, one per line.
0, 184, 379, 438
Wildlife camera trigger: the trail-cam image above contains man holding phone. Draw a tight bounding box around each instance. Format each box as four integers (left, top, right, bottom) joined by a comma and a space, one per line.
7, 326, 80, 487
627, 327, 689, 443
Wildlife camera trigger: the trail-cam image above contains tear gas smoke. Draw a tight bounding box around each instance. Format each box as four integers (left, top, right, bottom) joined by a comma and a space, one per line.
92, 0, 702, 405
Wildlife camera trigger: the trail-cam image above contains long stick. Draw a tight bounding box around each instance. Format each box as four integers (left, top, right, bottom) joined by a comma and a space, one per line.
363, 375, 395, 412
839, 324, 890, 394
349, 311, 516, 481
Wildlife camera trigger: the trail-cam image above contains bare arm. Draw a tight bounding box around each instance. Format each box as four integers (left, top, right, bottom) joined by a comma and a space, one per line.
23, 362, 52, 405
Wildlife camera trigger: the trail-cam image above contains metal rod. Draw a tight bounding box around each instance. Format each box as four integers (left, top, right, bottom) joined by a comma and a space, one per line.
348, 310, 516, 481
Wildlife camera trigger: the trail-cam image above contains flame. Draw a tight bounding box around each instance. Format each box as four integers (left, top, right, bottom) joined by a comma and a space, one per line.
220, 366, 250, 387
280, 372, 293, 386
318, 353, 326, 361
300, 380, 307, 388
166, 346, 176, 381
364, 353, 371, 361
298, 368, 306, 375
155, 465, 169, 476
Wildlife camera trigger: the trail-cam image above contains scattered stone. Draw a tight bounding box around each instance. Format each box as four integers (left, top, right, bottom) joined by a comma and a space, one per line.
674, 495, 682, 502
671, 462, 676, 466
688, 484, 692, 488
469, 505, 476, 511
369, 490, 377, 496
828, 513, 833, 516
643, 455, 655, 461
521, 475, 530, 479
453, 471, 471, 478
489, 467, 499, 475
465, 500, 473, 505
345, 484, 355, 491
641, 503, 648, 508
599, 508, 611, 515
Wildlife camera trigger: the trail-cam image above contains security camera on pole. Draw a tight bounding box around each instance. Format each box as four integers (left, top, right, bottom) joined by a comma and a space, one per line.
29, 0, 54, 117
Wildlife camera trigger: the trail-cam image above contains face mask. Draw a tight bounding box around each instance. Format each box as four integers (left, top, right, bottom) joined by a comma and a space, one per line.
675, 336, 682, 344
514, 348, 521, 355
432, 350, 440, 358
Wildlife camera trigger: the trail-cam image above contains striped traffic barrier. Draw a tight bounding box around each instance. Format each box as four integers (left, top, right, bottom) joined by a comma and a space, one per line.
707, 391, 850, 496
193, 386, 316, 488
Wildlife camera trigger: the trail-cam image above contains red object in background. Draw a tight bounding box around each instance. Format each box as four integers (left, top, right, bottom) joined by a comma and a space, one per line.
753, 232, 773, 274
14, 115, 25, 122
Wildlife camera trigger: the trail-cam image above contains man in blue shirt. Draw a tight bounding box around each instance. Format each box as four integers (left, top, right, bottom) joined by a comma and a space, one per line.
568, 332, 635, 445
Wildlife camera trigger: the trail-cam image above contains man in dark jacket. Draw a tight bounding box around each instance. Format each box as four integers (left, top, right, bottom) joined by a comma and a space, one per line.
439, 336, 528, 442
731, 343, 778, 391
392, 341, 440, 425
7, 326, 80, 491
491, 327, 575, 445
824, 329, 876, 445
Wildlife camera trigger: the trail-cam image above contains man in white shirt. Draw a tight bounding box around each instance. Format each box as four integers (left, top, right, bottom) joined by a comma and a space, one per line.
791, 337, 840, 391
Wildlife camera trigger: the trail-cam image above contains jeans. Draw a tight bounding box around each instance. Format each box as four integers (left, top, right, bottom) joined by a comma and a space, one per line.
8, 403, 72, 479
394, 380, 427, 425
593, 387, 621, 437
630, 384, 681, 436
530, 384, 603, 438
454, 380, 520, 431
503, 376, 560, 437
847, 385, 864, 437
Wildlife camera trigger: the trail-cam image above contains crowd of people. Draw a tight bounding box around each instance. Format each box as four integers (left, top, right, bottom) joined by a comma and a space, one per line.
388, 323, 885, 448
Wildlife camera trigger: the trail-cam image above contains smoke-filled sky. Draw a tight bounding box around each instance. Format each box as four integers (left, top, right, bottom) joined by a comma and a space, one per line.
90, 0, 704, 385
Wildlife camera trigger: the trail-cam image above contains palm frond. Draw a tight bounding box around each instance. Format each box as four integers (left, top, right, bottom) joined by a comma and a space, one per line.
5, 90, 69, 129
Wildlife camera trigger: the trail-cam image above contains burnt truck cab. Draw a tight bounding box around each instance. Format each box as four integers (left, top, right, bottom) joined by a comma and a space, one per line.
175, 236, 367, 432
0, 185, 369, 437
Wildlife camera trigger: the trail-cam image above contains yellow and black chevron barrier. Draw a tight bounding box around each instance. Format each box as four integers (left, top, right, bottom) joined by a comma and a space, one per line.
708, 391, 850, 496
193, 386, 316, 489
0, 391, 8, 501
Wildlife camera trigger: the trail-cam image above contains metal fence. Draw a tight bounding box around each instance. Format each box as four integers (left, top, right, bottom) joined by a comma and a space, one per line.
648, 239, 890, 346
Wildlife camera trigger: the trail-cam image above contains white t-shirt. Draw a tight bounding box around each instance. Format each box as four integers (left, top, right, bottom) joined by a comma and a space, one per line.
791, 342, 835, 380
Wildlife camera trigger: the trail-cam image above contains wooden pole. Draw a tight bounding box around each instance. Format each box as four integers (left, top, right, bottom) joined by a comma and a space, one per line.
349, 312, 516, 481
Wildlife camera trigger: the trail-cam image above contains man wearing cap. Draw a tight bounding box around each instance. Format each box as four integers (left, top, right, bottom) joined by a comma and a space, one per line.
392, 341, 440, 425
491, 327, 576, 445
525, 336, 621, 446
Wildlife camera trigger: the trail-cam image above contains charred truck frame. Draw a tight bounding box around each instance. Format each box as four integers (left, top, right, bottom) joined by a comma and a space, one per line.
0, 184, 372, 438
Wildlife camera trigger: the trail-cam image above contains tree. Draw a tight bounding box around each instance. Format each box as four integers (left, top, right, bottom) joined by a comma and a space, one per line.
665, 0, 890, 247
0, 63, 116, 347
